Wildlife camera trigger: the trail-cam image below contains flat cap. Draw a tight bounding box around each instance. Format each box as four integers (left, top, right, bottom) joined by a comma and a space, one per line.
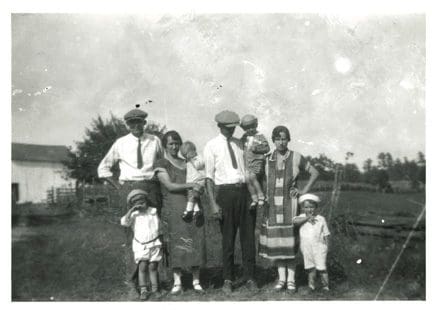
124, 109, 148, 121
127, 189, 149, 205
240, 114, 258, 128
215, 110, 240, 127
298, 193, 321, 204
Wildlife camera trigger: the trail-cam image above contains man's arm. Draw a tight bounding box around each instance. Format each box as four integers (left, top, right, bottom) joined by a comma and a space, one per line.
205, 178, 222, 220
203, 143, 222, 220
98, 142, 121, 189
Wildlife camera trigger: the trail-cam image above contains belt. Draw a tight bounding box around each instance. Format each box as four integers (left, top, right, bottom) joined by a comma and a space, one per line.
217, 183, 245, 188
134, 235, 162, 245
121, 179, 156, 184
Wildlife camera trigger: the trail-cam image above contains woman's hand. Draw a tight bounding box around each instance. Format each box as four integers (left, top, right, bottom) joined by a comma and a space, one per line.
290, 187, 308, 198
289, 188, 300, 198
192, 183, 204, 194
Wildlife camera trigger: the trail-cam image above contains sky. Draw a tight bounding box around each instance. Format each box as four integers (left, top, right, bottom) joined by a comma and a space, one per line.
11, 13, 425, 168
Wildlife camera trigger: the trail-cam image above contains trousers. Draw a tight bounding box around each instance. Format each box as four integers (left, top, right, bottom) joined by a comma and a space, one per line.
216, 183, 256, 281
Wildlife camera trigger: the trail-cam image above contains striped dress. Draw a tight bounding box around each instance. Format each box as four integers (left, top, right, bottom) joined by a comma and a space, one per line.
259, 150, 310, 260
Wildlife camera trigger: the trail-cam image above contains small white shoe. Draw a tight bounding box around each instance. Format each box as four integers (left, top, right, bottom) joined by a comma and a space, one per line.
170, 284, 183, 295
193, 282, 205, 294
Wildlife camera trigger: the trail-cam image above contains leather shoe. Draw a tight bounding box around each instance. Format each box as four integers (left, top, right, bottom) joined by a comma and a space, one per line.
245, 279, 258, 291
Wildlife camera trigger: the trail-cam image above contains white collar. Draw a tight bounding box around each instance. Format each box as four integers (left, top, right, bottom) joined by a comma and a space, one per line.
128, 133, 147, 141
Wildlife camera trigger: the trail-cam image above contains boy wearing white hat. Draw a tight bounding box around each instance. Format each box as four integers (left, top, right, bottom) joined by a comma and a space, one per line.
120, 189, 163, 300
294, 193, 330, 292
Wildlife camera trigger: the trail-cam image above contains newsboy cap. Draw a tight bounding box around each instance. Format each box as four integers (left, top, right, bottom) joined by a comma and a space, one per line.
240, 114, 258, 128
127, 189, 149, 205
124, 109, 148, 121
215, 110, 240, 127
298, 193, 321, 204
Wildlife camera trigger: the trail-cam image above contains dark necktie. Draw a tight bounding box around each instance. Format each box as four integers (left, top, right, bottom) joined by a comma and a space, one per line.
137, 139, 143, 169
227, 138, 238, 169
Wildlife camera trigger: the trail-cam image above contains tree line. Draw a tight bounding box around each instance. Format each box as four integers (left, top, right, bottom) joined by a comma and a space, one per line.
64, 114, 426, 192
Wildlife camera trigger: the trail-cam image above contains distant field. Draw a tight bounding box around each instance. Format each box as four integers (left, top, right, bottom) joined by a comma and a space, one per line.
12, 191, 425, 301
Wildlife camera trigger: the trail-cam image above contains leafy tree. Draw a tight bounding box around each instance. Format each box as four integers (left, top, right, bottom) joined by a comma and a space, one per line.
343, 163, 361, 182
64, 113, 166, 184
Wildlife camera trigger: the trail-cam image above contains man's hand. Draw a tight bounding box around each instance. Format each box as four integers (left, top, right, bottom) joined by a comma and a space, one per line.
105, 177, 121, 190
211, 203, 223, 221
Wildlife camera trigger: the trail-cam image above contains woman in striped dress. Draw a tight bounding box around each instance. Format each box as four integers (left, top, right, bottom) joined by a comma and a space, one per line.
258, 126, 319, 292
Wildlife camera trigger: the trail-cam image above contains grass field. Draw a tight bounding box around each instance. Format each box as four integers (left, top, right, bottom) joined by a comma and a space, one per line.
12, 191, 425, 301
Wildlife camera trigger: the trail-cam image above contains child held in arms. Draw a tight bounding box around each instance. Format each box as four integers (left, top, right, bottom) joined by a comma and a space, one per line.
120, 189, 163, 300
294, 193, 330, 292
240, 114, 270, 209
179, 141, 205, 226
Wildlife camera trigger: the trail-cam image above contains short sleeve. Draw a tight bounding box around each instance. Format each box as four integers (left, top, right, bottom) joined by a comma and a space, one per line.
203, 142, 215, 181
154, 158, 169, 174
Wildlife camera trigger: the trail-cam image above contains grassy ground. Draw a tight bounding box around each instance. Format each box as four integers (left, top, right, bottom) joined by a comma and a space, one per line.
12, 191, 425, 301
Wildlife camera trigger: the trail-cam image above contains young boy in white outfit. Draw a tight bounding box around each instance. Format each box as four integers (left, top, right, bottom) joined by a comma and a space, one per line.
294, 193, 330, 292
120, 189, 163, 300
179, 141, 205, 226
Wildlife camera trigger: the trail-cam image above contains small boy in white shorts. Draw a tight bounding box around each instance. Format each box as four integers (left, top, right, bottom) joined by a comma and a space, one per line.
179, 141, 205, 226
120, 189, 163, 300
294, 193, 330, 292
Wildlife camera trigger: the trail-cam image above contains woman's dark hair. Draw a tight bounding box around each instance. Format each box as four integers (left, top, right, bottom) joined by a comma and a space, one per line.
161, 130, 183, 148
271, 125, 291, 142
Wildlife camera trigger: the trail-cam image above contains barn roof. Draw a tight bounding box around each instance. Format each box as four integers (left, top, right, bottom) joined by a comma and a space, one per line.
12, 143, 70, 163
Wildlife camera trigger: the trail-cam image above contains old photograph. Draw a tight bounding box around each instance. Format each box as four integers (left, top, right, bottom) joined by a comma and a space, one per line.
11, 12, 425, 301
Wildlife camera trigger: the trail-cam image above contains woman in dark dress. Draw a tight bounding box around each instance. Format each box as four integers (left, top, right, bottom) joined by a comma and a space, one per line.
155, 131, 206, 294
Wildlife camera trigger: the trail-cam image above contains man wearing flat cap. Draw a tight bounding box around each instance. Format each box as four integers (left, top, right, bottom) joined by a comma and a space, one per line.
203, 110, 258, 294
98, 108, 163, 293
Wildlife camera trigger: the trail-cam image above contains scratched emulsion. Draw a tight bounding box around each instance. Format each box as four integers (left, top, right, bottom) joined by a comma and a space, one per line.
12, 14, 425, 165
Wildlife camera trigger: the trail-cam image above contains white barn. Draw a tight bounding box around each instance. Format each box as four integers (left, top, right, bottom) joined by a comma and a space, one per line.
12, 143, 74, 204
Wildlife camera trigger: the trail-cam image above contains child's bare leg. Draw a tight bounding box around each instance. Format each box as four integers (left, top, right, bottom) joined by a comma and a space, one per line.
318, 269, 329, 290
148, 262, 159, 292
138, 260, 149, 288
186, 195, 194, 212
249, 172, 265, 201
193, 202, 200, 212
246, 172, 258, 206
307, 268, 317, 290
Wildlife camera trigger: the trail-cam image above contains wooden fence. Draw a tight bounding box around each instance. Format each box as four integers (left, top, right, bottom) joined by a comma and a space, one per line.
46, 187, 76, 206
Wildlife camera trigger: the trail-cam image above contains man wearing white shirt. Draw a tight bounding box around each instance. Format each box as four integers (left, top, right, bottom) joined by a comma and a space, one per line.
204, 110, 257, 294
97, 108, 163, 294
98, 108, 163, 213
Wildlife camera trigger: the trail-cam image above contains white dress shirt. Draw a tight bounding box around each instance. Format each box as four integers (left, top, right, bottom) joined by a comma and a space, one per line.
98, 133, 163, 181
203, 134, 246, 185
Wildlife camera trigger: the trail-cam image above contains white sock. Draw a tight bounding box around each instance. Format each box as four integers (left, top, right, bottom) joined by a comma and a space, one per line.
186, 201, 194, 212
193, 203, 200, 212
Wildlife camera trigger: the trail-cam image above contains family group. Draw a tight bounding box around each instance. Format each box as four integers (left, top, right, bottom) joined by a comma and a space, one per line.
97, 108, 330, 300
